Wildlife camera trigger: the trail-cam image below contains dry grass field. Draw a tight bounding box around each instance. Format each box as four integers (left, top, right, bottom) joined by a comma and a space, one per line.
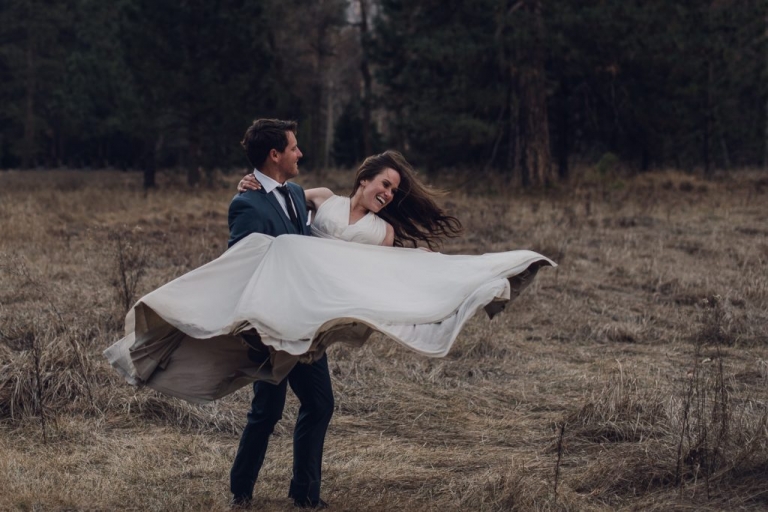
1, 167, 767, 511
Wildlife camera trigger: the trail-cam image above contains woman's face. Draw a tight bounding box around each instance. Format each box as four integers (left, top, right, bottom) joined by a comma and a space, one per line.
358, 168, 401, 213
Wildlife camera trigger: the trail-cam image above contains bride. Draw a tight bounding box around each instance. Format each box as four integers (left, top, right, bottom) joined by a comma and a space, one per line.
238, 149, 462, 249
105, 149, 555, 404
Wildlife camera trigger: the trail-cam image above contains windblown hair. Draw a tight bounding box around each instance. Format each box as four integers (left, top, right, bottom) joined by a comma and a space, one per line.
241, 119, 298, 168
351, 151, 462, 250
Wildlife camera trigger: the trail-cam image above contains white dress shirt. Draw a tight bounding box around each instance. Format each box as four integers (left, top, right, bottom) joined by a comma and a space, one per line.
253, 168, 297, 219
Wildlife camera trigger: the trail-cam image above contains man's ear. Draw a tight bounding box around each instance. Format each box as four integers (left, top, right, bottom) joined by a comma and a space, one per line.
269, 148, 280, 162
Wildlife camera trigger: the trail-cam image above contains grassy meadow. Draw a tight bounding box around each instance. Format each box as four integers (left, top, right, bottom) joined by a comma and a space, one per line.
0, 167, 767, 511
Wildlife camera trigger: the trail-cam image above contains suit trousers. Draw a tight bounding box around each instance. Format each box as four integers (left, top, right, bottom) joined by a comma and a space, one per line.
230, 347, 334, 502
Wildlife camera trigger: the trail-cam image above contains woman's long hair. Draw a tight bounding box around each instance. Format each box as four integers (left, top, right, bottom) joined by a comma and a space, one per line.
351, 151, 462, 250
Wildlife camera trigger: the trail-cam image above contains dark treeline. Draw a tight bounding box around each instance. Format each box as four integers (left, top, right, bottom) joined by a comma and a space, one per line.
0, 0, 765, 186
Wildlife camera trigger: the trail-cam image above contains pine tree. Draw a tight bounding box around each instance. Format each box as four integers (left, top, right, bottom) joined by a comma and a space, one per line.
0, 0, 73, 167
372, 0, 503, 169
122, 0, 281, 185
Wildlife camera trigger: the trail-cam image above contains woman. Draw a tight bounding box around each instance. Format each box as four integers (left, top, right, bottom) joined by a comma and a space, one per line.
105, 151, 555, 404
238, 150, 461, 249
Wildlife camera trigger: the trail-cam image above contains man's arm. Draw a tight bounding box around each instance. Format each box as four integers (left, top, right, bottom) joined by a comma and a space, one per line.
228, 195, 265, 247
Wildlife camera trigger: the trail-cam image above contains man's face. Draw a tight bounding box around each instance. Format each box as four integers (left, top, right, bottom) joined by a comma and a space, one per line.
275, 131, 302, 182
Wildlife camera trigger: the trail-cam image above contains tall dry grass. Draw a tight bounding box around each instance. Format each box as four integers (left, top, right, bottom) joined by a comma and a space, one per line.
0, 167, 767, 511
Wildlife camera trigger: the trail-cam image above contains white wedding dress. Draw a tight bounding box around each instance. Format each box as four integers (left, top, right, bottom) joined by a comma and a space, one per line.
104, 195, 555, 403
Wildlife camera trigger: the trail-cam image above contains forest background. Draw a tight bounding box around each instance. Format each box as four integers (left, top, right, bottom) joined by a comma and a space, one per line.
1, 0, 766, 185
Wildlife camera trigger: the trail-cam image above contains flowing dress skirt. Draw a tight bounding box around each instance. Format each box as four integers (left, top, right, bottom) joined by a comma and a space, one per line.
104, 234, 555, 403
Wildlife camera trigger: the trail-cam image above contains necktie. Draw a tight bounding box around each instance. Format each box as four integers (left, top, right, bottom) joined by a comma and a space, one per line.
275, 185, 301, 232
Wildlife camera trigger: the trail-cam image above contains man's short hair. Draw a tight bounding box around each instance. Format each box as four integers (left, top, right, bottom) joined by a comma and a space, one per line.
241, 119, 298, 169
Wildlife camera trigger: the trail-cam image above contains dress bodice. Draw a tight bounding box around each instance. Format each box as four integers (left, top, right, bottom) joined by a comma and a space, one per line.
310, 195, 387, 245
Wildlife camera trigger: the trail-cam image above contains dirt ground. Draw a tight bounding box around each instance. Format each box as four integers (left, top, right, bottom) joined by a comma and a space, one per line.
0, 168, 766, 511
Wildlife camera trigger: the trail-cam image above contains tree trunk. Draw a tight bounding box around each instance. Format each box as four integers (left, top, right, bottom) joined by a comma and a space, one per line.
555, 78, 570, 181
485, 100, 507, 172
144, 134, 162, 189
507, 88, 519, 173
143, 166, 156, 189
516, 0, 552, 187
488, 0, 511, 173
704, 30, 714, 178
640, 129, 650, 171
324, 78, 334, 169
310, 87, 324, 169
56, 129, 64, 168
186, 110, 201, 186
310, 10, 331, 170
715, 107, 730, 171
358, 0, 373, 157
22, 38, 36, 169
519, 92, 551, 184
187, 137, 201, 187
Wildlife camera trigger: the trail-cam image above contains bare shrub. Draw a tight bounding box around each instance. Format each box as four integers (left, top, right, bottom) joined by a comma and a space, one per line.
0, 323, 100, 416
108, 228, 148, 313
674, 349, 730, 491
10, 258, 95, 392
0, 254, 96, 425
672, 307, 768, 499
0, 323, 51, 442
697, 295, 738, 346
559, 351, 768, 504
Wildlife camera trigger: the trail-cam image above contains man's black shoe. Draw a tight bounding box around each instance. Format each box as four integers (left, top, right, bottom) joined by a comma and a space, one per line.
293, 497, 329, 509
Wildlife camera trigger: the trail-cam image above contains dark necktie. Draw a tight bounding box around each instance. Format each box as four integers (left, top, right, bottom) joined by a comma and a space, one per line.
275, 185, 301, 232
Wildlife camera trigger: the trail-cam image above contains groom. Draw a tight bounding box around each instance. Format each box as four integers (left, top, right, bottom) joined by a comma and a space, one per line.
228, 119, 333, 509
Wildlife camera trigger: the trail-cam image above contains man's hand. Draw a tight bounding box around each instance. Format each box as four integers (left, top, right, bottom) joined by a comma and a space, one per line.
238, 174, 263, 193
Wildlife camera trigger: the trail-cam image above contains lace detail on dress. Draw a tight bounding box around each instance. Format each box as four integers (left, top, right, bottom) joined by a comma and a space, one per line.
310, 195, 387, 245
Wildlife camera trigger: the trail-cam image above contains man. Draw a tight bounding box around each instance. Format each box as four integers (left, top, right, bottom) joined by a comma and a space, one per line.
228, 119, 333, 509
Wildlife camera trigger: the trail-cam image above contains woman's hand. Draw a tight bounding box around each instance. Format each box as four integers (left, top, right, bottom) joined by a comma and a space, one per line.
238, 173, 262, 193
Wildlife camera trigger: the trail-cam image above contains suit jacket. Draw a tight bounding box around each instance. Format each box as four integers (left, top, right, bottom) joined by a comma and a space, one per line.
228, 182, 311, 247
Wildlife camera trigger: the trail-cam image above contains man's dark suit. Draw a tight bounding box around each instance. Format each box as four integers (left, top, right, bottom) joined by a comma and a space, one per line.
228, 183, 334, 505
